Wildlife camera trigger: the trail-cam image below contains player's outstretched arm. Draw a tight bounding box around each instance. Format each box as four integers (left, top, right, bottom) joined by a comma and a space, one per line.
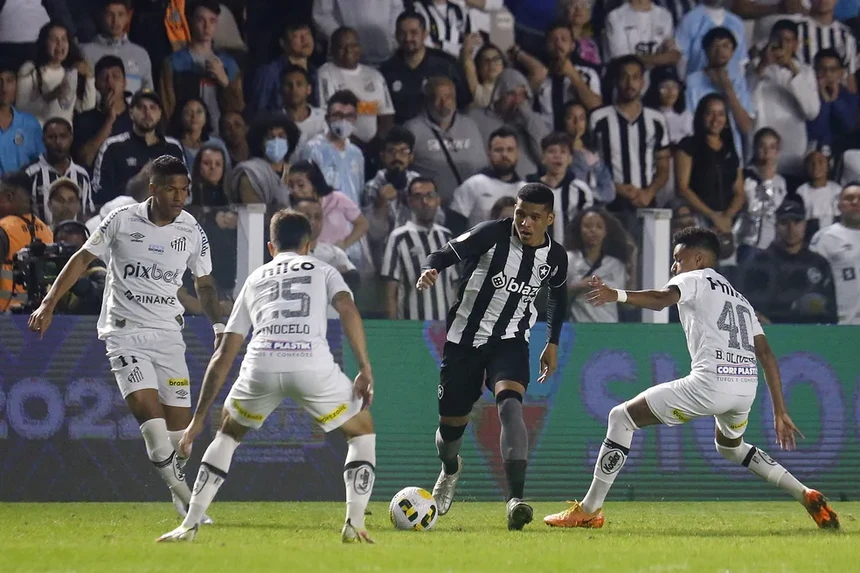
333, 291, 374, 408
28, 249, 97, 337
538, 283, 567, 383
754, 334, 804, 451
585, 276, 680, 311
194, 274, 225, 345
418, 221, 500, 290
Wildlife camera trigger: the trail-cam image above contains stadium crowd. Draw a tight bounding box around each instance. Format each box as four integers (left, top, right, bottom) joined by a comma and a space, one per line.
0, 0, 858, 325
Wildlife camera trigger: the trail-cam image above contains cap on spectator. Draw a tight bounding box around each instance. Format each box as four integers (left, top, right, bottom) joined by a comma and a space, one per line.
776, 199, 805, 221
48, 177, 81, 200
130, 89, 163, 109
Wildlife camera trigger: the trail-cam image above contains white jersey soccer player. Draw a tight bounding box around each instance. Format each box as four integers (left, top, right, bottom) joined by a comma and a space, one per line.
29, 156, 224, 521
543, 227, 839, 530
157, 209, 377, 544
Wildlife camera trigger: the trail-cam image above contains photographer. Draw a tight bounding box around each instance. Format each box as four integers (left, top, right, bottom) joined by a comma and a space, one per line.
50, 220, 106, 315
0, 171, 53, 312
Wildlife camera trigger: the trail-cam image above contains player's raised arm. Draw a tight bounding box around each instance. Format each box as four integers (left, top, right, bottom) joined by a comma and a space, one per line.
754, 333, 803, 451
418, 220, 502, 290
333, 291, 373, 408
586, 276, 681, 311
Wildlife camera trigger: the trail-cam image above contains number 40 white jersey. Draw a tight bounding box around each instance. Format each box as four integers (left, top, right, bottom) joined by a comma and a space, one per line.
666, 268, 765, 394
225, 251, 352, 373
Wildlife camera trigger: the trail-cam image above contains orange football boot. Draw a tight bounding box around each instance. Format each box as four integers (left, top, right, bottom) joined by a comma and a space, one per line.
802, 489, 840, 530
543, 501, 605, 528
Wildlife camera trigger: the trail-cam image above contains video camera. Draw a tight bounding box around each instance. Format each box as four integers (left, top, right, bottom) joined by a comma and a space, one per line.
11, 239, 78, 312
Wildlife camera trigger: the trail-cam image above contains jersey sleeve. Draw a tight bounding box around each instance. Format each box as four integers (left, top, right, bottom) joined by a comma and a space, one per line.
750, 308, 765, 338
380, 233, 402, 280
666, 271, 699, 304
332, 244, 356, 272
188, 222, 213, 278
548, 243, 568, 289
224, 279, 253, 336
325, 264, 352, 304
82, 205, 124, 258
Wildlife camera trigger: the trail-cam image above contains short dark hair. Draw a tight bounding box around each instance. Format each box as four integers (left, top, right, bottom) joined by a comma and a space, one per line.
269, 209, 312, 251
546, 20, 571, 37
771, 19, 799, 39
247, 112, 301, 161
281, 64, 310, 84
384, 125, 415, 150
613, 54, 645, 78
283, 21, 312, 38
169, 97, 214, 141
407, 176, 436, 195
490, 196, 517, 219
0, 170, 32, 195
186, 0, 221, 20
517, 183, 554, 210
104, 0, 133, 10
673, 226, 721, 260
489, 126, 518, 147
541, 132, 573, 153
94, 54, 125, 78
0, 60, 18, 75
331, 26, 358, 50
841, 182, 860, 197
814, 47, 845, 68
326, 89, 359, 112
149, 155, 189, 185
396, 10, 426, 31
702, 27, 737, 51
43, 117, 72, 134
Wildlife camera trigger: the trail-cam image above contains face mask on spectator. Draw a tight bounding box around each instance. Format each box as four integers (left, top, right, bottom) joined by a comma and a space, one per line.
265, 137, 289, 163
329, 119, 355, 140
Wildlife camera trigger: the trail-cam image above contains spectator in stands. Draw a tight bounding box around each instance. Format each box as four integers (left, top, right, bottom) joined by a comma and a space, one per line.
808, 48, 858, 150
749, 19, 821, 177
405, 76, 486, 205
563, 101, 615, 205
281, 66, 327, 149
684, 27, 754, 158
810, 183, 860, 324
565, 207, 631, 323
85, 159, 149, 234
16, 22, 96, 125
531, 21, 602, 132
314, 0, 404, 66
450, 126, 523, 232
292, 196, 359, 290
288, 159, 369, 265
190, 142, 230, 207
469, 68, 548, 177
91, 90, 185, 206
412, 0, 472, 58
462, 39, 505, 109
561, 0, 602, 67
45, 177, 83, 226
168, 96, 229, 169
646, 66, 692, 145
490, 195, 516, 219
229, 112, 299, 207
295, 90, 365, 205
52, 219, 106, 315
248, 21, 318, 115
675, 94, 745, 234
381, 176, 456, 320
675, 0, 747, 76
0, 61, 44, 175
735, 128, 791, 261
796, 0, 858, 92
604, 0, 679, 74
670, 197, 697, 235
738, 198, 838, 324
0, 0, 75, 71
381, 11, 471, 125
25, 118, 92, 224
527, 132, 594, 244
505, 0, 563, 56
590, 56, 670, 231
797, 148, 842, 237
73, 56, 132, 169
160, 0, 244, 131
317, 27, 395, 150
80, 0, 153, 94
219, 110, 249, 164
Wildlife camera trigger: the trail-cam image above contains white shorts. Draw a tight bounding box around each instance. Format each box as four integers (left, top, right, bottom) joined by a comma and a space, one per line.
104, 330, 191, 408
642, 375, 756, 440
225, 361, 362, 432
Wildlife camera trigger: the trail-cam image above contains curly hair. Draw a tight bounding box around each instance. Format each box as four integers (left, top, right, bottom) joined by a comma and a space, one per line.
566, 206, 632, 263
246, 112, 301, 162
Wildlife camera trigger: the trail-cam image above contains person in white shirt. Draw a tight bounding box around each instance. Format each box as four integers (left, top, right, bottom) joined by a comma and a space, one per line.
156, 209, 377, 543
810, 184, 860, 324
28, 156, 223, 523
796, 148, 842, 233
281, 65, 327, 149
604, 0, 680, 76
313, 0, 405, 65
544, 226, 840, 530
449, 126, 523, 231
749, 20, 821, 176
317, 27, 395, 145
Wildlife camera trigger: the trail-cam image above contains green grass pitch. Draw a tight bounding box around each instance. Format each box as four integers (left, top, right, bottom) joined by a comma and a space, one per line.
1, 501, 856, 572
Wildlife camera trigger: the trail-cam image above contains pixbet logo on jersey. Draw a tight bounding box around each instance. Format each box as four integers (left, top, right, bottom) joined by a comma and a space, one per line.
122, 262, 183, 286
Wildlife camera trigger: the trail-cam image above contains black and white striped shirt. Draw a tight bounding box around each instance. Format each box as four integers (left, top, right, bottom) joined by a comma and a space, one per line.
533, 67, 602, 132
411, 0, 471, 59
424, 218, 568, 347
381, 221, 456, 320
590, 104, 669, 210
24, 155, 93, 224
796, 16, 858, 74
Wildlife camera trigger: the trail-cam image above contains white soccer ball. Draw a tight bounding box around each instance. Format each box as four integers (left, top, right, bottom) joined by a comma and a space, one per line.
389, 487, 438, 531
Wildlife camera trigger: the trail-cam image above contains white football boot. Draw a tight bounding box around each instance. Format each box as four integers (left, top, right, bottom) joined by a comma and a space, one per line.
156, 524, 199, 543
341, 519, 375, 544
432, 455, 463, 515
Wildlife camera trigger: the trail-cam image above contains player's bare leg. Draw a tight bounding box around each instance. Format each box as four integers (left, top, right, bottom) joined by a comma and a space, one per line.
494, 380, 533, 531
713, 429, 839, 530
157, 410, 247, 542
339, 410, 377, 544
433, 414, 466, 515
545, 394, 660, 528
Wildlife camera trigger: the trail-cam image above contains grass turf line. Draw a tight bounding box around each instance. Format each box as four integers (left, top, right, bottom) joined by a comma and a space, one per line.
0, 501, 856, 573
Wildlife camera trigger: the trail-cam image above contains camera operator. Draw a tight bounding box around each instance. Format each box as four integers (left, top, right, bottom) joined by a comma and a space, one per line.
50, 220, 106, 315
0, 171, 53, 312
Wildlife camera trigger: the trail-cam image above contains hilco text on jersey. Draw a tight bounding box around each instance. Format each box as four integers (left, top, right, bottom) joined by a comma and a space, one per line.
706, 276, 750, 303
122, 262, 184, 286
258, 324, 311, 335
262, 260, 317, 277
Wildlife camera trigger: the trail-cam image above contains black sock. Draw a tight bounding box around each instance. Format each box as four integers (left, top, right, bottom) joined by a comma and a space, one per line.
504, 460, 527, 501
436, 425, 465, 475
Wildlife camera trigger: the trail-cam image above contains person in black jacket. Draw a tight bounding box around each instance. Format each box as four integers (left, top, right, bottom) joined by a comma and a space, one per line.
737, 198, 838, 324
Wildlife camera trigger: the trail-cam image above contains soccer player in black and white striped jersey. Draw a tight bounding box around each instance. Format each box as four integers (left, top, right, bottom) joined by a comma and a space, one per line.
795, 0, 857, 92
416, 183, 568, 531
381, 177, 456, 320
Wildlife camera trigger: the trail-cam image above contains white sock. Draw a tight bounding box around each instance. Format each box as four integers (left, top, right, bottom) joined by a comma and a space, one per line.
182, 432, 240, 528
167, 430, 189, 463
716, 441, 806, 502
140, 418, 192, 504
581, 405, 637, 514
343, 434, 376, 529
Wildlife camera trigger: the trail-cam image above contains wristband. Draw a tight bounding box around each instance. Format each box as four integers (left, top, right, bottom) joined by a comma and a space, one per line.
615, 289, 628, 303
213, 323, 226, 335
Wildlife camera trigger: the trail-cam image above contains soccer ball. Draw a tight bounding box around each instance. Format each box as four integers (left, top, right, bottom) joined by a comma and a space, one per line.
389, 487, 438, 531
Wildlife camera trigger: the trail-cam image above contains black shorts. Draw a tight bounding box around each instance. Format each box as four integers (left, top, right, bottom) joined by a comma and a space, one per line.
438, 338, 530, 417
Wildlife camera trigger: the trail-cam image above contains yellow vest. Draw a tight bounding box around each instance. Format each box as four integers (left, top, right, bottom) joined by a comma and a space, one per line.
0, 215, 53, 312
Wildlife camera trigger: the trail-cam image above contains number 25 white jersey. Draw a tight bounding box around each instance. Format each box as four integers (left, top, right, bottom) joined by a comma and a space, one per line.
667, 268, 764, 393
225, 251, 352, 372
